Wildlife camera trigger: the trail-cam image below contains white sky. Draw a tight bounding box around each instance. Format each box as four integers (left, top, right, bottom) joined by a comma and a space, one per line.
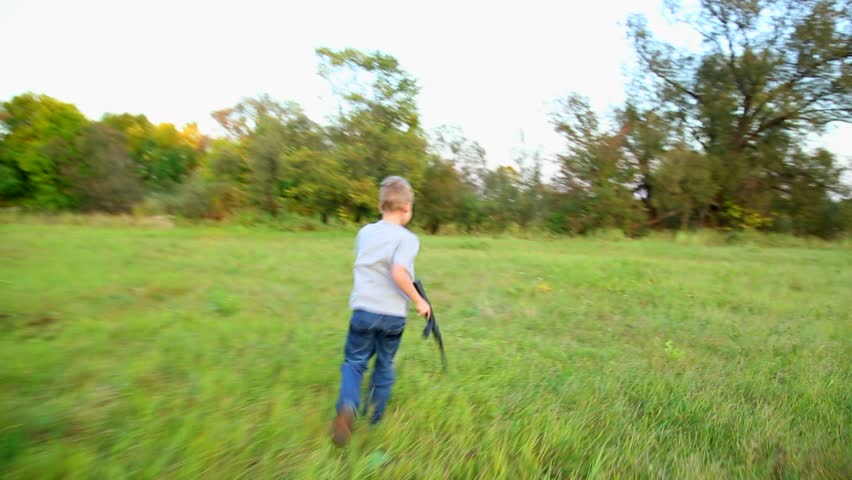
1, 0, 849, 174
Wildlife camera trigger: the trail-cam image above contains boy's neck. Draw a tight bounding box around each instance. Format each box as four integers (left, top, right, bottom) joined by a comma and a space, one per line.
381, 212, 405, 225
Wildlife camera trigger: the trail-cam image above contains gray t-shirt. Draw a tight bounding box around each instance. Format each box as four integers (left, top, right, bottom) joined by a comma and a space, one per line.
349, 220, 420, 317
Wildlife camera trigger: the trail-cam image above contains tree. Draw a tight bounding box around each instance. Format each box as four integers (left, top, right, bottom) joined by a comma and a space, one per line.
101, 113, 149, 135
417, 156, 464, 233
628, 0, 851, 226
480, 166, 522, 231
205, 138, 248, 184
214, 96, 325, 216
282, 147, 349, 223
102, 113, 203, 191
212, 94, 312, 143
318, 47, 429, 220
428, 126, 489, 231
249, 115, 288, 216
773, 148, 850, 236
513, 139, 548, 229
145, 122, 202, 188
429, 126, 489, 189
551, 95, 645, 233
63, 123, 144, 213
618, 104, 669, 220
196, 138, 250, 215
651, 147, 719, 228
0, 93, 89, 208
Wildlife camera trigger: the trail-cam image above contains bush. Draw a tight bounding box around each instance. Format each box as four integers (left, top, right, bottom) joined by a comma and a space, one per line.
63, 123, 144, 213
132, 193, 172, 217
165, 175, 247, 220
587, 228, 630, 242
169, 177, 220, 219
224, 209, 332, 232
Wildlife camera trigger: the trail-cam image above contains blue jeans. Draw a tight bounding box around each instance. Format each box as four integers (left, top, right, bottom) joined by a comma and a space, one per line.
336, 310, 406, 424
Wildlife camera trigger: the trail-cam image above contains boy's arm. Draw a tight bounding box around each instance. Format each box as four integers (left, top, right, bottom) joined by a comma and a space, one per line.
391, 264, 431, 319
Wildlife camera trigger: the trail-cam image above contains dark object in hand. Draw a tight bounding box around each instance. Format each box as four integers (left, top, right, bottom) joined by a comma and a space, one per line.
413, 280, 447, 372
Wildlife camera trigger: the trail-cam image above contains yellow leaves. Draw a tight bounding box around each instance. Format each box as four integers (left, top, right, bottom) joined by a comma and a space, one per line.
348, 178, 378, 209
180, 123, 206, 151
495, 165, 519, 179
724, 201, 772, 230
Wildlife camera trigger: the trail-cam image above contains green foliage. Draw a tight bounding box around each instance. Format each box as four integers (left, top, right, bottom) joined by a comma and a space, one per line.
0, 163, 26, 200
191, 138, 251, 216
416, 156, 464, 233
204, 138, 247, 184
651, 147, 718, 229
215, 97, 326, 217
0, 93, 89, 208
515, 151, 546, 229
282, 147, 349, 223
318, 47, 429, 212
544, 0, 851, 238
64, 123, 144, 213
166, 174, 234, 220
550, 95, 646, 234
248, 115, 288, 216
145, 123, 203, 188
626, 0, 851, 229
769, 148, 851, 238
480, 166, 523, 231
723, 201, 774, 231
427, 126, 490, 232
2, 25, 848, 240
212, 94, 307, 142
455, 186, 486, 233
101, 113, 202, 191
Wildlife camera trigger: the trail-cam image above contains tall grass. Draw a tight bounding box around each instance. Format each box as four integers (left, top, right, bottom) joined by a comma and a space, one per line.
1, 223, 849, 478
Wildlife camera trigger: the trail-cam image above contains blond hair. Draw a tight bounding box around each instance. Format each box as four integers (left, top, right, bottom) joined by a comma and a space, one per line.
379, 176, 414, 212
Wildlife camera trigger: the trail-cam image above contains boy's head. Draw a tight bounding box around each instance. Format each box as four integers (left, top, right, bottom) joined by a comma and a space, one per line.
379, 176, 414, 224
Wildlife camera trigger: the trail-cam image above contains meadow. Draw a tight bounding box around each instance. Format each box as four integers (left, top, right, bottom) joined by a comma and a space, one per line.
1, 221, 850, 479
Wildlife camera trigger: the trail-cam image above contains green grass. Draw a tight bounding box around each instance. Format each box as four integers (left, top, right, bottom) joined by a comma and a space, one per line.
1, 223, 850, 479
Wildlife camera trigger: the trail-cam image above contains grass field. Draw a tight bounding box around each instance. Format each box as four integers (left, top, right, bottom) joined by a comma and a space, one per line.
1, 222, 850, 479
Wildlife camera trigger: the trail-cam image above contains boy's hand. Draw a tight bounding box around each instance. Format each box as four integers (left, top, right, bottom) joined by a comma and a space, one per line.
392, 264, 432, 319
415, 298, 431, 319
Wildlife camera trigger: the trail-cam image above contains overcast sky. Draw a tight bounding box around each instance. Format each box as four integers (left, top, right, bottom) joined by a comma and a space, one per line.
1, 0, 849, 172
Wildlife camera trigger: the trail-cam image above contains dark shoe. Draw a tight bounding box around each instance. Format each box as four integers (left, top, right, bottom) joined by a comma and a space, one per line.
331, 406, 355, 448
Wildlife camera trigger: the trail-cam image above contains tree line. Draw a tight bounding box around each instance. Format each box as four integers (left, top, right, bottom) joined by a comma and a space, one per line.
1, 0, 850, 237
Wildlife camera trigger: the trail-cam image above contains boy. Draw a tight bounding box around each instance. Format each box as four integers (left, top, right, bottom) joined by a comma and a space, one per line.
331, 176, 430, 448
